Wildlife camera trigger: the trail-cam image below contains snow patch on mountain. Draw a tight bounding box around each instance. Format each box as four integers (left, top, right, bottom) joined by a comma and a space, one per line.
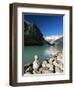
44, 35, 63, 44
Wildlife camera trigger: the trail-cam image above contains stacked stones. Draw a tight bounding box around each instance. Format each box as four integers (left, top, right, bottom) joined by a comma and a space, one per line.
24, 53, 63, 74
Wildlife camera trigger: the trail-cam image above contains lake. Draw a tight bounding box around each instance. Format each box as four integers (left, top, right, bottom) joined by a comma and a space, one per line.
24, 45, 63, 64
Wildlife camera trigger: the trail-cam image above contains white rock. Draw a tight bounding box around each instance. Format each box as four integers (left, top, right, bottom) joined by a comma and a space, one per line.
33, 70, 37, 74
34, 55, 38, 60
33, 55, 40, 70
48, 57, 54, 64
52, 59, 63, 73
57, 53, 63, 61
42, 60, 48, 68
39, 67, 43, 73
52, 60, 57, 66
55, 66, 63, 73
46, 63, 51, 68
49, 64, 53, 71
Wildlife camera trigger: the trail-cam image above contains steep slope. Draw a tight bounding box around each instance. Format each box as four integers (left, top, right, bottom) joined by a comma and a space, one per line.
24, 20, 50, 46
54, 37, 63, 46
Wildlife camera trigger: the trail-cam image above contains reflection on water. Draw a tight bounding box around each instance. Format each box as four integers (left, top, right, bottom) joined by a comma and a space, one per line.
45, 46, 59, 56
24, 45, 62, 64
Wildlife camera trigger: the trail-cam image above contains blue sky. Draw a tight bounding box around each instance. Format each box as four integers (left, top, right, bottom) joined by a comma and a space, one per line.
24, 14, 63, 37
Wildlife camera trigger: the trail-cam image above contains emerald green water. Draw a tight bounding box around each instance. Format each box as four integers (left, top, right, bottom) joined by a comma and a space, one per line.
24, 45, 62, 64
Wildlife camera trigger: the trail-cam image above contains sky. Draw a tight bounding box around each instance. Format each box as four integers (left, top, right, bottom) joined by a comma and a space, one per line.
24, 14, 63, 38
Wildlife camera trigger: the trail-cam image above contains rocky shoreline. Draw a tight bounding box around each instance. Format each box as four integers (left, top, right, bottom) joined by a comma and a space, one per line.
24, 52, 63, 74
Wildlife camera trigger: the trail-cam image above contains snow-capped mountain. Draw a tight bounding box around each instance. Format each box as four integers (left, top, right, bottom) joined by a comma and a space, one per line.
44, 35, 63, 44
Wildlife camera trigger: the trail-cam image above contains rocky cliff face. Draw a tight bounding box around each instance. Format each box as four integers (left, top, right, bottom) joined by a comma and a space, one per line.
24, 20, 50, 46
54, 37, 63, 46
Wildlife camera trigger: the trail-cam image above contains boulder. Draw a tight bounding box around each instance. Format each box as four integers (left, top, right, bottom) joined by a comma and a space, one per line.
33, 55, 40, 71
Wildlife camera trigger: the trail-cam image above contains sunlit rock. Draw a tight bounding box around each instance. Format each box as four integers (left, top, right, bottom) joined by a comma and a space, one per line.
42, 60, 48, 68
33, 55, 40, 71
24, 52, 64, 74
48, 57, 54, 64
41, 67, 50, 74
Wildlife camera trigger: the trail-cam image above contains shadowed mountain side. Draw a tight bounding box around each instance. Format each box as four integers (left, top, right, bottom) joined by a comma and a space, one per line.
24, 20, 51, 46
54, 37, 63, 46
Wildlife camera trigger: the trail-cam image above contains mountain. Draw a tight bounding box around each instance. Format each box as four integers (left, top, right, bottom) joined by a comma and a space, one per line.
54, 37, 63, 47
24, 20, 50, 46
45, 36, 63, 45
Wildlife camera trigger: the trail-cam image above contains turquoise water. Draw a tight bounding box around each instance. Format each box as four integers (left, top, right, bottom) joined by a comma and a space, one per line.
24, 45, 62, 64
